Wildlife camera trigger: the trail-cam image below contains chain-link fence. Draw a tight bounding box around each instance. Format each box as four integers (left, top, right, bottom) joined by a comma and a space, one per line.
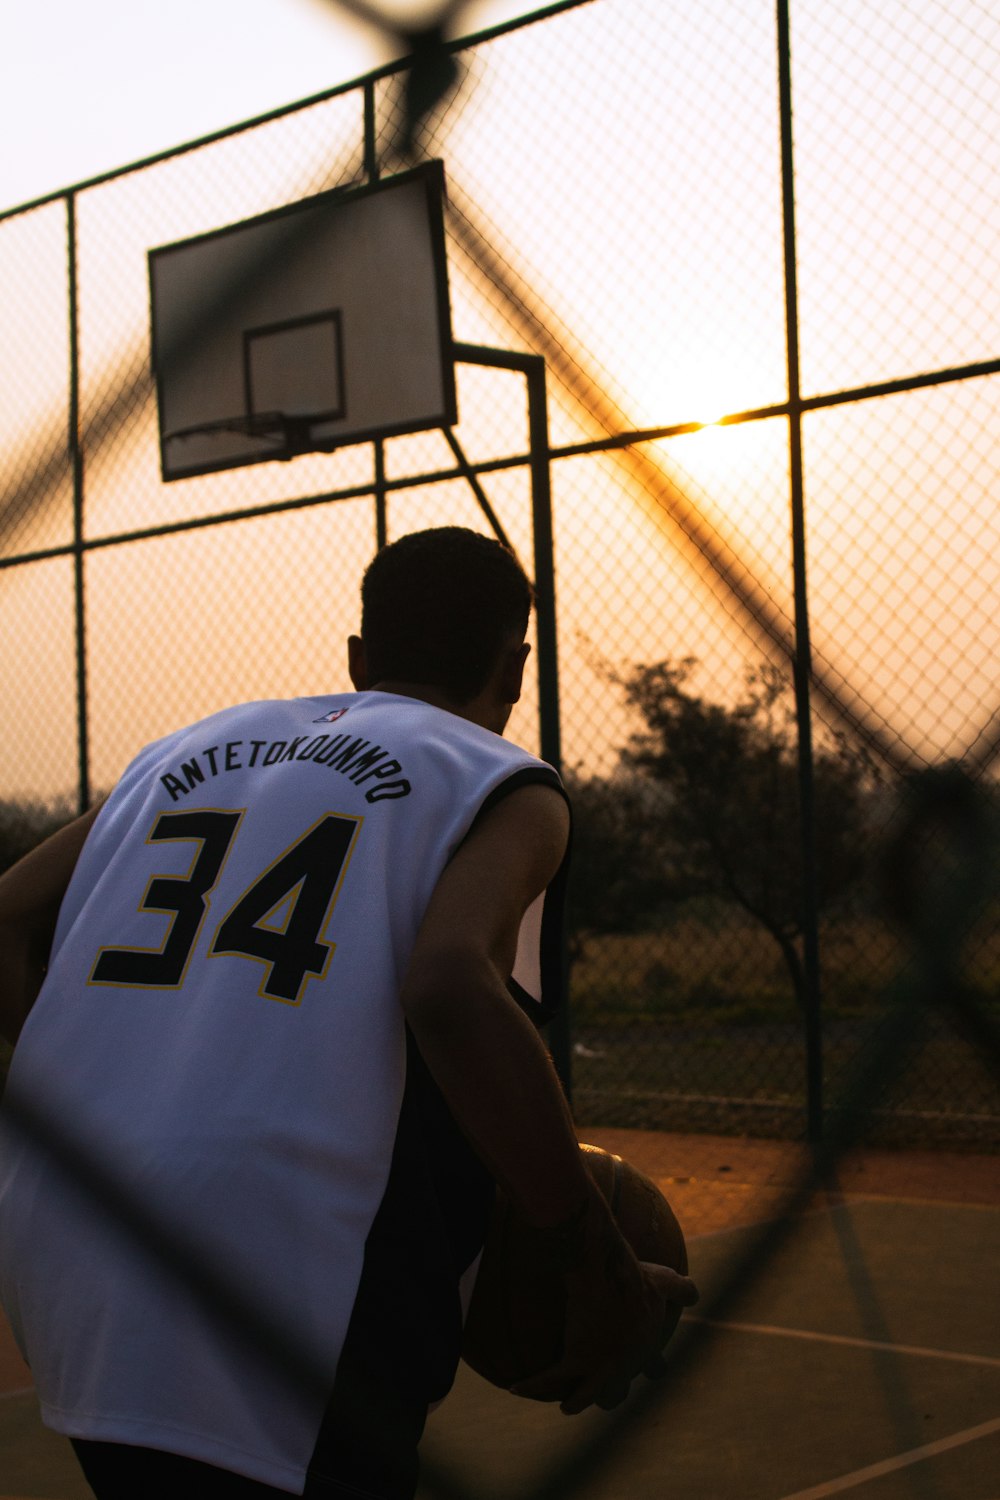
1, 0, 998, 1153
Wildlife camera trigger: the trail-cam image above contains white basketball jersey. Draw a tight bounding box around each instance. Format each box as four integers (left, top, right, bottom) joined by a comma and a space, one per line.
0, 691, 568, 1494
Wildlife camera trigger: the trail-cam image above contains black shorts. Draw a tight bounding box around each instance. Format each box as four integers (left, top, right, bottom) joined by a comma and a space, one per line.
69, 1333, 427, 1500
71, 1438, 405, 1500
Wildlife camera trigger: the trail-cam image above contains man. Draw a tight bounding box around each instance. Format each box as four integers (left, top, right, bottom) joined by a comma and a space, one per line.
0, 527, 696, 1499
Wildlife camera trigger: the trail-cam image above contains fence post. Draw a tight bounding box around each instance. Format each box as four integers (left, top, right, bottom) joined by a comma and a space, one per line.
523, 355, 562, 777
452, 344, 571, 1097
374, 441, 388, 550
777, 0, 823, 1141
523, 353, 573, 1099
67, 191, 91, 817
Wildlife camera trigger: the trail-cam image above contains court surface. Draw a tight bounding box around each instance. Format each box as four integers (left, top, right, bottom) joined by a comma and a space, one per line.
1, 1130, 996, 1500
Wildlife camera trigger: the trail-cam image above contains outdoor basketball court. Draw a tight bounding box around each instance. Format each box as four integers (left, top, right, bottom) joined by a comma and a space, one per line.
2, 1129, 996, 1500
418, 1131, 1000, 1500
1, 6, 998, 1496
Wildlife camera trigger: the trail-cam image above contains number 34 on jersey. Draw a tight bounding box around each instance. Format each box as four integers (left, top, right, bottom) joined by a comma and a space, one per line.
88, 808, 361, 1006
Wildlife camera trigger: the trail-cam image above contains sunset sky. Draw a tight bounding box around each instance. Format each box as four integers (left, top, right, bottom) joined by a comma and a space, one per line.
1, 0, 998, 801
0, 0, 539, 211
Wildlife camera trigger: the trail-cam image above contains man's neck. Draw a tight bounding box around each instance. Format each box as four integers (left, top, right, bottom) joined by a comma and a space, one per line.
367, 681, 505, 735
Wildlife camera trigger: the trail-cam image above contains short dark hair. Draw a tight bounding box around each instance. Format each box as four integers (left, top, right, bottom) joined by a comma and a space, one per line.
360, 528, 534, 703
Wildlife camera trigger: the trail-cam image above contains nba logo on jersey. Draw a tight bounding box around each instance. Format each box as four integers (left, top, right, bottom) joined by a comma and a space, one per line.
314, 708, 349, 723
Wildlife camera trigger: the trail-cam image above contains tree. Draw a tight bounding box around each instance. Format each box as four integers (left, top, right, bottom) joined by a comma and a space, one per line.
0, 796, 76, 879
615, 658, 878, 1009
0, 796, 78, 1090
562, 771, 671, 968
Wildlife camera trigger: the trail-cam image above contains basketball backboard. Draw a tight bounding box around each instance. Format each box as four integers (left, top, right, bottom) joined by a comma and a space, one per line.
149, 161, 456, 481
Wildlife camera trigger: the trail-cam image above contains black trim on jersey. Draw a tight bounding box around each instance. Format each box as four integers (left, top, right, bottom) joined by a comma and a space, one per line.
460, 765, 571, 1029
507, 790, 571, 1028
306, 1036, 493, 1500
306, 764, 570, 1498
466, 763, 566, 828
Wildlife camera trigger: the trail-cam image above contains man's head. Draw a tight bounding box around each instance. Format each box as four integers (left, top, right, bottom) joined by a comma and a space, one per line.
349, 527, 534, 727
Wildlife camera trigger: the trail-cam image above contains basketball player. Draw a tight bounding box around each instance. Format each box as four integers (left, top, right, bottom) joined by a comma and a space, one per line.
0, 528, 696, 1500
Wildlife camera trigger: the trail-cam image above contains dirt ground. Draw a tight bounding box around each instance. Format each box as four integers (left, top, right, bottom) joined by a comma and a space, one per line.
575, 1127, 998, 1237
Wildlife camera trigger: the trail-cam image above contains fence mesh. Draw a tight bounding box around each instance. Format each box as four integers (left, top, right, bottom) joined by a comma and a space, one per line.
1, 2, 999, 1495
2, 0, 997, 1154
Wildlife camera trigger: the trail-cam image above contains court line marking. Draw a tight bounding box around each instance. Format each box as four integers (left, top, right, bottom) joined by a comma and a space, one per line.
775, 1415, 1000, 1499
686, 1194, 1000, 1246
687, 1316, 1000, 1368
0, 1385, 33, 1401
684, 1197, 895, 1243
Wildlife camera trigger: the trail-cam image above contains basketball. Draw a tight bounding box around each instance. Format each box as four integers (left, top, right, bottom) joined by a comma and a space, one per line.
462, 1144, 688, 1392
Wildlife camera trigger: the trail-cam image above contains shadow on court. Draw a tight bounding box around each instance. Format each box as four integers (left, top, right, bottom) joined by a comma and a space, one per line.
1, 1130, 996, 1500
417, 1130, 999, 1500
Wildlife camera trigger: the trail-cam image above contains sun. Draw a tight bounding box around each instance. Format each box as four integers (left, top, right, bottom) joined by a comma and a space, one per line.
633, 345, 776, 434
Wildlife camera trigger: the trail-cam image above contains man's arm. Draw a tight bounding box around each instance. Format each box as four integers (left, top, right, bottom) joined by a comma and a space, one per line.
400, 782, 696, 1413
0, 805, 101, 1045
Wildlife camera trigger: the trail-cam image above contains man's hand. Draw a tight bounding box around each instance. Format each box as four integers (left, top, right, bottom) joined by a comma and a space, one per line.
509, 1193, 698, 1415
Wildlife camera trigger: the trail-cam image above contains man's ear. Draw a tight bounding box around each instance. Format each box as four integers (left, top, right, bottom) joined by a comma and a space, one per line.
347, 634, 368, 691
500, 641, 531, 705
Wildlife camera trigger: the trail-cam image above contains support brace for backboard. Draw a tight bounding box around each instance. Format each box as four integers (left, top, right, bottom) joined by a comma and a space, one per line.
451, 343, 572, 1098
